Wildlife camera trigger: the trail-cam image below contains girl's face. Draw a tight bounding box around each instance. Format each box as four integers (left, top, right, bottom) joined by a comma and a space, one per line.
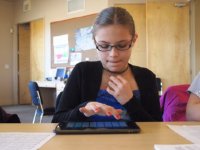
94, 24, 136, 73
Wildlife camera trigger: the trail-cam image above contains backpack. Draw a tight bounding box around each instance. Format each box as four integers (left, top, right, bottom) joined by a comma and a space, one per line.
0, 107, 20, 123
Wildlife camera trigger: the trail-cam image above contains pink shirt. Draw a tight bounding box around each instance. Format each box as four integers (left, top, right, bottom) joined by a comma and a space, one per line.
160, 84, 190, 121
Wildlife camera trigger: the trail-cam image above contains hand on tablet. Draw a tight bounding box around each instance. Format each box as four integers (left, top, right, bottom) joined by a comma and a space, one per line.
79, 102, 122, 120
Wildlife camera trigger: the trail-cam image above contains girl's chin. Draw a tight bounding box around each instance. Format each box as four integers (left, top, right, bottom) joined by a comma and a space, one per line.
104, 67, 126, 74
106, 66, 120, 71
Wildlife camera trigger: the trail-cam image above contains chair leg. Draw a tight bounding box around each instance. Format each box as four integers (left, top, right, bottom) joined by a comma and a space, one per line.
38, 103, 44, 123
32, 109, 37, 123
33, 106, 44, 123
39, 113, 43, 123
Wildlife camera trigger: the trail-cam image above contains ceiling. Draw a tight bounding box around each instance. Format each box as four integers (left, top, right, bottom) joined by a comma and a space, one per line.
2, 0, 17, 2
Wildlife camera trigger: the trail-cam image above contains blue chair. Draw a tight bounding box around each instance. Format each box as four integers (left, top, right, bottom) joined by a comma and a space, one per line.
28, 81, 44, 123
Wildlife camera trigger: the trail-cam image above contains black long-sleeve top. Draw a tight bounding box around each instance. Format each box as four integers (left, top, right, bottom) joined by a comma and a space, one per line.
52, 61, 162, 123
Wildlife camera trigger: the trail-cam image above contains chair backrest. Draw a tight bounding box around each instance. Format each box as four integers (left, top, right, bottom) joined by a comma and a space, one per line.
160, 84, 190, 121
28, 81, 43, 106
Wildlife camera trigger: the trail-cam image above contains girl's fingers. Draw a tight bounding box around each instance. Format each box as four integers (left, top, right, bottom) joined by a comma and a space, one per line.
79, 107, 91, 117
80, 102, 123, 119
108, 80, 117, 91
116, 75, 127, 84
113, 109, 123, 120
100, 105, 122, 119
109, 76, 121, 85
79, 107, 85, 113
89, 103, 100, 113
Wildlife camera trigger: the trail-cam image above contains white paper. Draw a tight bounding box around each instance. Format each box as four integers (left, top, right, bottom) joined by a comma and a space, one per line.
167, 125, 200, 144
154, 125, 200, 150
0, 132, 55, 150
53, 34, 69, 64
154, 144, 200, 150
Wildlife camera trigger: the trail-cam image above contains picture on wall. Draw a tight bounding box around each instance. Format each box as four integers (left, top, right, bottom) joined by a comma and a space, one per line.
53, 34, 69, 64
75, 26, 95, 51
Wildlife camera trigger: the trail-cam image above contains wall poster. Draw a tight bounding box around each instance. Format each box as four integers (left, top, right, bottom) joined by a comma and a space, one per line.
53, 34, 69, 64
75, 26, 95, 51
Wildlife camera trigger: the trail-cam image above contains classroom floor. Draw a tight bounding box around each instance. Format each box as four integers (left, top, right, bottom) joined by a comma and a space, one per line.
2, 105, 53, 123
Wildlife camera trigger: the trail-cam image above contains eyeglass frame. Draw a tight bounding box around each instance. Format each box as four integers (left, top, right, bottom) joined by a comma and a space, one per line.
94, 37, 133, 52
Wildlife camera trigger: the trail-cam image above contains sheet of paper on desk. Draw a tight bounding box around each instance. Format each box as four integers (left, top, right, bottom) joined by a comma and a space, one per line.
167, 125, 200, 144
154, 144, 200, 150
0, 132, 55, 150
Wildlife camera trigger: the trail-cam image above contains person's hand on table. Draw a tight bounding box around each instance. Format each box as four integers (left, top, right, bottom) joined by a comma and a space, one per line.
79, 102, 122, 120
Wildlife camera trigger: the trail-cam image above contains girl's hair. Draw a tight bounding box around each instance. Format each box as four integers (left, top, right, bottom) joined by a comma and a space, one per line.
92, 7, 135, 38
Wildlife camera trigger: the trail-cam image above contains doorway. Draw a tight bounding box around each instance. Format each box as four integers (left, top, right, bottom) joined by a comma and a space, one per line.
18, 23, 31, 104
18, 18, 45, 104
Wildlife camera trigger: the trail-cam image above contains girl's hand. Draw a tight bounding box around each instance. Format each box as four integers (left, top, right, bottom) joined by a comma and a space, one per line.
106, 75, 133, 105
79, 102, 122, 120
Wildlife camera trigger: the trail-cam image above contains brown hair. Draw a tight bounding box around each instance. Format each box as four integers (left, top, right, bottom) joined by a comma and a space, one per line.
92, 7, 135, 38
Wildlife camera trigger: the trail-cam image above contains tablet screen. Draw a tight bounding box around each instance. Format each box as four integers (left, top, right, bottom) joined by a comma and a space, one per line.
55, 121, 140, 134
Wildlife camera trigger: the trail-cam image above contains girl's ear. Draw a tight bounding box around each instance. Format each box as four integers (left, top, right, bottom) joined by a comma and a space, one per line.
133, 33, 138, 43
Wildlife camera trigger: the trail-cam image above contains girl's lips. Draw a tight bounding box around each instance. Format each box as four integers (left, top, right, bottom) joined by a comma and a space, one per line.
107, 61, 122, 68
107, 60, 121, 63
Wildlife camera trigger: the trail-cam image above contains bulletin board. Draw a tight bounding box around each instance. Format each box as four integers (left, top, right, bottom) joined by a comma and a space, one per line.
50, 14, 98, 68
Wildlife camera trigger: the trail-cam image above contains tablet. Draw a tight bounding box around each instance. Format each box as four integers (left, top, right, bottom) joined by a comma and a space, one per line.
54, 121, 141, 134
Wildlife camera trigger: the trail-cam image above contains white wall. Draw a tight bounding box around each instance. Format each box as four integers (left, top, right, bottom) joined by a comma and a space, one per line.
108, 0, 145, 6
195, 0, 200, 74
8, 0, 198, 104
14, 0, 108, 75
12, 0, 109, 103
0, 1, 14, 105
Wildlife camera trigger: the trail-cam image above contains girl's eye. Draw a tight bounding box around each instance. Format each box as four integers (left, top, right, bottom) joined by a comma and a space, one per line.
117, 44, 127, 48
99, 44, 110, 49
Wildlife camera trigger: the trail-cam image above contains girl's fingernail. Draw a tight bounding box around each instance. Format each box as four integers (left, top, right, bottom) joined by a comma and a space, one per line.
116, 114, 121, 119
107, 112, 111, 116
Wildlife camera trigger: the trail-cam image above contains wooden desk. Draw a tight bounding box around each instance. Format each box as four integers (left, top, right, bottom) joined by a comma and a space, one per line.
0, 122, 199, 150
36, 81, 65, 109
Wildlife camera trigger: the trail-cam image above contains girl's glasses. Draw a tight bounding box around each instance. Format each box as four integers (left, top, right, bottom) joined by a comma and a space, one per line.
94, 39, 133, 52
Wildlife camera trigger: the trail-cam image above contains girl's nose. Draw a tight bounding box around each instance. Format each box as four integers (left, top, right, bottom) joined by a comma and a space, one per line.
109, 47, 119, 56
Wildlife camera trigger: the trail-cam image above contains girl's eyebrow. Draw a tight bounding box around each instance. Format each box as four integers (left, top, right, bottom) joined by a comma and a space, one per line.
97, 40, 131, 44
